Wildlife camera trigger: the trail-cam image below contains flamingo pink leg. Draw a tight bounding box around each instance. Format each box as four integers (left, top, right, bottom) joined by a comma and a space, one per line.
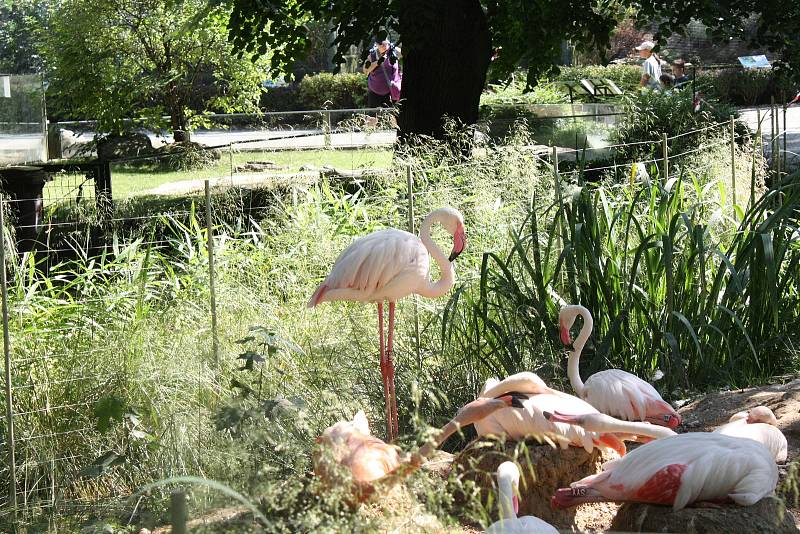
387, 301, 398, 437
378, 303, 393, 441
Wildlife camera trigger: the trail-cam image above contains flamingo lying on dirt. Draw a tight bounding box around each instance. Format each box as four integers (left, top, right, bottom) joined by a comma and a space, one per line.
313, 394, 522, 502
474, 372, 627, 457
309, 207, 466, 441
714, 406, 787, 463
552, 432, 778, 510
486, 461, 559, 534
559, 305, 681, 428
544, 411, 677, 443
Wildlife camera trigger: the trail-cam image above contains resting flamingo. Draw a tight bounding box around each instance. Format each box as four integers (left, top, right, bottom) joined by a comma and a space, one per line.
544, 411, 677, 443
559, 305, 681, 428
552, 432, 778, 510
474, 372, 627, 457
713, 406, 787, 463
309, 207, 466, 441
313, 394, 522, 502
486, 461, 558, 534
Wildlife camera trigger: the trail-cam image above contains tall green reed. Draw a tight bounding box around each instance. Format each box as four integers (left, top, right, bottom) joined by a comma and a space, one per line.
444, 168, 800, 394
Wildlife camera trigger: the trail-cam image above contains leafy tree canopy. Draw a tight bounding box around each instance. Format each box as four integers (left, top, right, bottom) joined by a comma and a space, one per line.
43, 0, 268, 136
633, 0, 800, 82
0, 1, 47, 74
224, 0, 623, 88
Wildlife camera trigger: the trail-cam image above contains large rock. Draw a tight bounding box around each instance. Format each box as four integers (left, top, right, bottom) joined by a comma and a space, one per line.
452, 436, 620, 531
611, 496, 799, 533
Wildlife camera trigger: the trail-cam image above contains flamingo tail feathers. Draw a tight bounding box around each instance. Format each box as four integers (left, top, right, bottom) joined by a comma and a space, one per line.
308, 284, 329, 308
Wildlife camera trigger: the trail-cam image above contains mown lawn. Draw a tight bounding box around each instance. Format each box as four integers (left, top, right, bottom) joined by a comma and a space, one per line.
42, 148, 393, 203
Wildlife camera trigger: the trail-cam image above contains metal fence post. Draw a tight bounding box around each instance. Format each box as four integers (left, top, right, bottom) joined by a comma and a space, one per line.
406, 165, 421, 371
783, 92, 788, 176
752, 109, 761, 210
204, 181, 219, 367
662, 133, 669, 184
323, 111, 332, 148
730, 115, 737, 211
171, 490, 188, 534
0, 201, 17, 516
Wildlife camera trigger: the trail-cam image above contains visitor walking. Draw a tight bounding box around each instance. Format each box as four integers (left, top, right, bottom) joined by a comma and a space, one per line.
671, 59, 690, 89
635, 41, 662, 91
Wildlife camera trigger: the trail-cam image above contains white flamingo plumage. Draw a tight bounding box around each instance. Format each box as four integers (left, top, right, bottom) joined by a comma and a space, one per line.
486, 461, 559, 534
713, 406, 787, 463
309, 207, 466, 441
552, 432, 778, 510
559, 305, 681, 428
544, 411, 677, 443
474, 372, 627, 457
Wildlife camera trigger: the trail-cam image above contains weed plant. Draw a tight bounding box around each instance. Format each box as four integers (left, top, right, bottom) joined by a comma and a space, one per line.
1, 124, 797, 531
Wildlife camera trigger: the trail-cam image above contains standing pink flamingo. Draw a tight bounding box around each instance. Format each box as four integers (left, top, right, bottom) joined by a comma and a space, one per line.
308, 207, 466, 441
559, 305, 681, 428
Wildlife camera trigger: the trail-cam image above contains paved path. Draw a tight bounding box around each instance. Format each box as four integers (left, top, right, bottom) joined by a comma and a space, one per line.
738, 106, 800, 170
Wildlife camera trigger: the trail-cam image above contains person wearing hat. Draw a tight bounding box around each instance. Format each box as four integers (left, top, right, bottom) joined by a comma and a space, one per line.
671, 59, 690, 89
635, 40, 662, 91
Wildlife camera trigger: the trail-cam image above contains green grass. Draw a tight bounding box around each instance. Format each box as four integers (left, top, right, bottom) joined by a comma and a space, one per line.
41, 149, 393, 203
4, 122, 799, 533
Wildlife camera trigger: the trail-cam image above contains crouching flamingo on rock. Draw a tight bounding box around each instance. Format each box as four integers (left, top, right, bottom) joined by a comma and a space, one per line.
486, 461, 558, 534
713, 405, 787, 463
313, 394, 523, 503
474, 372, 627, 457
559, 305, 681, 428
309, 207, 466, 441
552, 432, 778, 511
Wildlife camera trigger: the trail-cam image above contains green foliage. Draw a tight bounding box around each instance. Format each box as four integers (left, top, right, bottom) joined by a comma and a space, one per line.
297, 72, 367, 109
696, 68, 792, 106
153, 142, 221, 171
636, 0, 800, 83
613, 89, 740, 160
444, 169, 799, 392
42, 0, 267, 134
0, 1, 46, 74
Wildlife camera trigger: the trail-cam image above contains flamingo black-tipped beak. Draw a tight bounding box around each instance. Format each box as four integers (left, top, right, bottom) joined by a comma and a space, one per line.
495, 391, 528, 409
449, 225, 466, 262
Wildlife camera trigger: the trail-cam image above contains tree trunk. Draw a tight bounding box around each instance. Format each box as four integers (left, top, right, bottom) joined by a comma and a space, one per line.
397, 0, 491, 140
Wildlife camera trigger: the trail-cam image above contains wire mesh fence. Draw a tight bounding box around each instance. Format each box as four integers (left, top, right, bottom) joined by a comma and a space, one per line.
0, 108, 787, 527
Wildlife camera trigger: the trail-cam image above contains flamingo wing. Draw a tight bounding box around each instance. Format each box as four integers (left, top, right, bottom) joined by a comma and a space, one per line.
583, 369, 666, 422
474, 393, 617, 454
310, 229, 428, 304
583, 433, 778, 510
715, 422, 788, 463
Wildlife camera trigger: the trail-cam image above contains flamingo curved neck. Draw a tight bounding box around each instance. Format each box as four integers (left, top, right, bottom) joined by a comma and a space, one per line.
567, 308, 593, 396
418, 420, 460, 459
498, 475, 516, 520
592, 415, 676, 438
416, 213, 455, 299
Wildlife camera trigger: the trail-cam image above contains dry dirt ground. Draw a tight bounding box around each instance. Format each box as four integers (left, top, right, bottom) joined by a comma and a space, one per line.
143, 378, 800, 533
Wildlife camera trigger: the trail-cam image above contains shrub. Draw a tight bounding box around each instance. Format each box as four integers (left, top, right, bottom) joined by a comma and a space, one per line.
612, 89, 743, 160
695, 68, 793, 106
297, 72, 368, 110
260, 84, 301, 112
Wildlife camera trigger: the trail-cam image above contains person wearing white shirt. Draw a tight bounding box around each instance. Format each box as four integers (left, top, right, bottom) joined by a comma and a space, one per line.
635, 40, 662, 91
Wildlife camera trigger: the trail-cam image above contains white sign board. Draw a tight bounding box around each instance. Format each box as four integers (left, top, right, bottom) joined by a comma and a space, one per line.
1, 75, 10, 98
737, 55, 771, 69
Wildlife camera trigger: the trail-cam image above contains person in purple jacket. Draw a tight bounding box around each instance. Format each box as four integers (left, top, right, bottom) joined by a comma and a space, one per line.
363, 38, 401, 108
